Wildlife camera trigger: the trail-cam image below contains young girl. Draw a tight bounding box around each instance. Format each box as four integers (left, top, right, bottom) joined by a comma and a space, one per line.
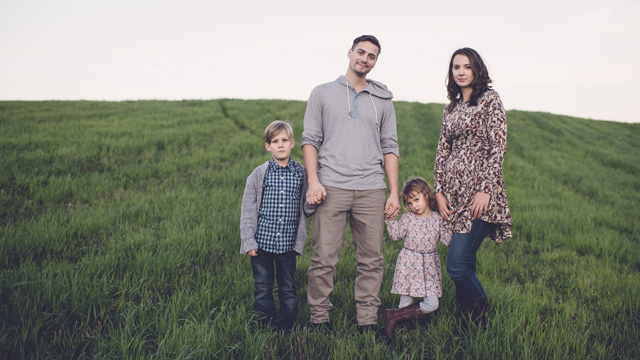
383, 177, 452, 337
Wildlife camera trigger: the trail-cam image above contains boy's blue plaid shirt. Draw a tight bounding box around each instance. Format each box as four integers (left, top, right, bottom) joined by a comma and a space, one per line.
254, 158, 303, 253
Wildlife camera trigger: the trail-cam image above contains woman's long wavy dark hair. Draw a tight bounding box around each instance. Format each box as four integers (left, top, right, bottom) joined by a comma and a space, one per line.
445, 47, 492, 112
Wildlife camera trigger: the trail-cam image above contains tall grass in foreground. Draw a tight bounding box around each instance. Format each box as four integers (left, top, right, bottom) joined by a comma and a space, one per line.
0, 100, 638, 359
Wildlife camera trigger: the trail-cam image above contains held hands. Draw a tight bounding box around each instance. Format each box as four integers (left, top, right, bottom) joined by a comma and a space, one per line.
247, 249, 258, 257
306, 182, 327, 205
435, 192, 451, 221
469, 192, 491, 219
385, 193, 400, 220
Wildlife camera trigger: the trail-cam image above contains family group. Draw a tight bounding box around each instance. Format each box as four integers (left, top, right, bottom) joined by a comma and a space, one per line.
240, 35, 513, 337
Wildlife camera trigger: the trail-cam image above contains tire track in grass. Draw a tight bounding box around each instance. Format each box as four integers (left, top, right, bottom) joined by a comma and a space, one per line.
219, 101, 259, 138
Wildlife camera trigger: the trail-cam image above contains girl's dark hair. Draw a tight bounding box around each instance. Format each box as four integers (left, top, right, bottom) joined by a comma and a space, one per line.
445, 47, 492, 111
401, 177, 436, 211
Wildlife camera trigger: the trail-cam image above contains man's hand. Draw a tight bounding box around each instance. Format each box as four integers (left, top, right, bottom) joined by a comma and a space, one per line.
385, 193, 400, 220
306, 182, 326, 205
247, 249, 258, 257
383, 153, 400, 220
302, 144, 325, 205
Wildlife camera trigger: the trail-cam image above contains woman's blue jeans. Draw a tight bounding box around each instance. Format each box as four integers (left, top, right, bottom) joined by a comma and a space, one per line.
251, 249, 298, 329
446, 219, 494, 303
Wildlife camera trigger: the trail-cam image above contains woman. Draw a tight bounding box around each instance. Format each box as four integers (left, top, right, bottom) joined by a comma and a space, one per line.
434, 48, 512, 324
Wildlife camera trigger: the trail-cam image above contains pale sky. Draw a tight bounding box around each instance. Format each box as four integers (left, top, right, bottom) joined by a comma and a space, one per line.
1, 0, 639, 122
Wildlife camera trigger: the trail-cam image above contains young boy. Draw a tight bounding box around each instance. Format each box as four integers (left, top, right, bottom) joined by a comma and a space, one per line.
240, 120, 314, 334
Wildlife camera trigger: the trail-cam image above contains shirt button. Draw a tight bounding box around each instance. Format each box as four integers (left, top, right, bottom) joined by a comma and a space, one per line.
279, 219, 282, 222
281, 191, 284, 193
280, 204, 283, 207
277, 233, 280, 236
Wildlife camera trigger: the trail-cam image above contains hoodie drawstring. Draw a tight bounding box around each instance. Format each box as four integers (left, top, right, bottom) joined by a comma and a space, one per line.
346, 82, 352, 119
369, 93, 379, 131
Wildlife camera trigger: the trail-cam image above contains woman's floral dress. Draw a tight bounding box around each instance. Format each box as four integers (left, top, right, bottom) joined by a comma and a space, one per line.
385, 211, 452, 298
434, 89, 513, 241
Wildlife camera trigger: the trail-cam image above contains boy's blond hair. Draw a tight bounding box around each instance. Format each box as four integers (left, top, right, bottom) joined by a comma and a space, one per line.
264, 121, 294, 144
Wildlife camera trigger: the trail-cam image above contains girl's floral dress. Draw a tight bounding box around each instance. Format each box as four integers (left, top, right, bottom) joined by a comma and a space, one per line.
385, 211, 452, 297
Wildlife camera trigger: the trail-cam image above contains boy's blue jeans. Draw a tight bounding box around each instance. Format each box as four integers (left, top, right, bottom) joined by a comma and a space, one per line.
251, 249, 297, 330
446, 219, 495, 303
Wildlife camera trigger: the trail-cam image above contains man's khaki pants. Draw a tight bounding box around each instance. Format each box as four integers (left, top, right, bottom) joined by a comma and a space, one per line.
307, 187, 385, 326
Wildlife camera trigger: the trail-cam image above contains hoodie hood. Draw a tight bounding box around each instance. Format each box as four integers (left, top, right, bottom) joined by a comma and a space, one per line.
336, 75, 393, 100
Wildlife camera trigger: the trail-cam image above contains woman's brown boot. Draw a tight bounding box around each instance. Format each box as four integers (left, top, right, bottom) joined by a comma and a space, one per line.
383, 303, 425, 337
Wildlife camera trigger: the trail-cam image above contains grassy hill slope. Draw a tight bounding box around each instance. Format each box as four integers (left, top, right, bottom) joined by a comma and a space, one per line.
0, 100, 638, 359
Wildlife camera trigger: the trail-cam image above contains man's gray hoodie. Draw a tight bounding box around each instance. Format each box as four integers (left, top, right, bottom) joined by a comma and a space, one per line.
301, 75, 399, 191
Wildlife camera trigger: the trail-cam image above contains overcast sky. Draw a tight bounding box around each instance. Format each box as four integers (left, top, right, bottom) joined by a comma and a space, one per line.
1, 0, 639, 122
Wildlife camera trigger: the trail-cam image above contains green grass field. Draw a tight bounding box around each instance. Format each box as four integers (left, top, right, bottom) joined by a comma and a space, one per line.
1, 99, 638, 359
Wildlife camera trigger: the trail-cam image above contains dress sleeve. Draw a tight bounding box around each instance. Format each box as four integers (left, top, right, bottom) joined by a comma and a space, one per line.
434, 108, 451, 194
385, 213, 409, 241
477, 91, 507, 196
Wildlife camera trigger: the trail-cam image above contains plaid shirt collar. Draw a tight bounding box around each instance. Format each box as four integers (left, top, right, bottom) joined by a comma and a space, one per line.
268, 157, 294, 172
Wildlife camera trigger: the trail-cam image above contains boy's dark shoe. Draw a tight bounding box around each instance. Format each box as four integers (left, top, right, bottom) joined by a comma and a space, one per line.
258, 315, 276, 330
279, 325, 293, 336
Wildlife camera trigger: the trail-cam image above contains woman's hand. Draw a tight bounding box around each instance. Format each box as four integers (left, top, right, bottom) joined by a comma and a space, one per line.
469, 192, 490, 218
247, 249, 258, 257
435, 192, 451, 221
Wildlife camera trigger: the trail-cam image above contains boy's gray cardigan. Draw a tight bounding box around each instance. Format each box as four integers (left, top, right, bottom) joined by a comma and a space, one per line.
240, 160, 315, 255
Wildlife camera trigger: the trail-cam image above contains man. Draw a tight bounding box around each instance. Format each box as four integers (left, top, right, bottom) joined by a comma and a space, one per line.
301, 35, 400, 332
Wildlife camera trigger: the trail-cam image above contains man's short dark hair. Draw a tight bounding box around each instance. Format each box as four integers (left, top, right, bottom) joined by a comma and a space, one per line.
351, 35, 381, 55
